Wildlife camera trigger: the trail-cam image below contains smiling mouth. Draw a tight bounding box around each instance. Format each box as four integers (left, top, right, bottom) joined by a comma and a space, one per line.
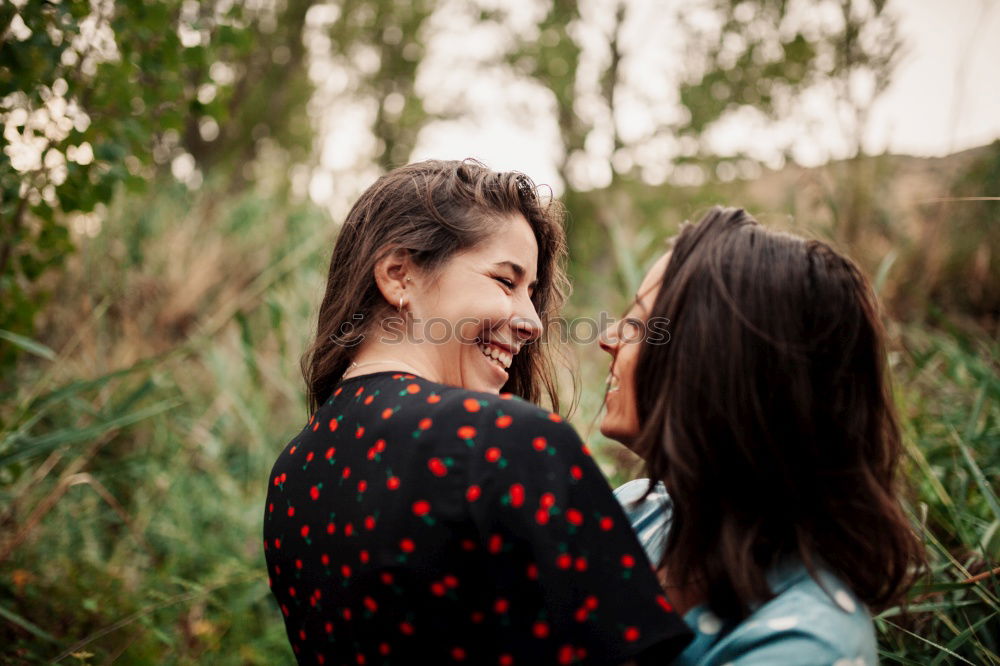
607, 373, 620, 392
477, 340, 514, 371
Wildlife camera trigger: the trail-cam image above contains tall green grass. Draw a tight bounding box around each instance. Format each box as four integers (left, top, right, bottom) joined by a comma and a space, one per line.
0, 181, 328, 664
0, 181, 997, 663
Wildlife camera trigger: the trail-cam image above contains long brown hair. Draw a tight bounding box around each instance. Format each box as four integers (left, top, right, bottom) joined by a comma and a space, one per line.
635, 206, 924, 619
303, 159, 568, 414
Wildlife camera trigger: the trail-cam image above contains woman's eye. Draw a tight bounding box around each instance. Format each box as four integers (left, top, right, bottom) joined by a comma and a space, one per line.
620, 318, 643, 341
494, 277, 515, 289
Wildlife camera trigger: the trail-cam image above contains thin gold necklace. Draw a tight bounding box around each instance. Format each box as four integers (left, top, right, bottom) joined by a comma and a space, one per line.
341, 360, 425, 380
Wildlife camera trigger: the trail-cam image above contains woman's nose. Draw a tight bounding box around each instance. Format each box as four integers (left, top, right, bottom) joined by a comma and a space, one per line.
599, 323, 619, 355
511, 301, 543, 343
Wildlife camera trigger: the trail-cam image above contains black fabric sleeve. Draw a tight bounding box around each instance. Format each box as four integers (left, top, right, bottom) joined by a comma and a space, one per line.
465, 400, 692, 663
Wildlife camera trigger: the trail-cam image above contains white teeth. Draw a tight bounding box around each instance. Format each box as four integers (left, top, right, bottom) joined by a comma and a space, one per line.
607, 374, 620, 392
477, 343, 512, 370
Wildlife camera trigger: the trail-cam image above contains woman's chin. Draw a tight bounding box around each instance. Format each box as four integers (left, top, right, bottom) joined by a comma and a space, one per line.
599, 417, 634, 447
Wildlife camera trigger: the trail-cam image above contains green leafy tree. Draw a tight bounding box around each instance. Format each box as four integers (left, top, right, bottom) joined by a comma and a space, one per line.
0, 0, 315, 377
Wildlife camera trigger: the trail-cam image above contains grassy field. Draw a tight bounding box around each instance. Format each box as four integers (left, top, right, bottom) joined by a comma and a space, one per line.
0, 179, 997, 664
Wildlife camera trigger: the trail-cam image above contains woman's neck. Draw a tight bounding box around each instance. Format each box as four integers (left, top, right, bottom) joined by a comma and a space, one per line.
343, 343, 441, 383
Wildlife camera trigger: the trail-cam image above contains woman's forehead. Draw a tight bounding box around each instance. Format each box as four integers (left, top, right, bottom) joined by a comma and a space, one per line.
635, 251, 671, 306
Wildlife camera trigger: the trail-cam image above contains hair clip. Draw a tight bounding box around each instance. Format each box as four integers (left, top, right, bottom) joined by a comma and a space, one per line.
515, 173, 536, 203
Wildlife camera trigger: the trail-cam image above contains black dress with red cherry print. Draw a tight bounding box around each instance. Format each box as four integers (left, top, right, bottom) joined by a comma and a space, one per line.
263, 371, 691, 665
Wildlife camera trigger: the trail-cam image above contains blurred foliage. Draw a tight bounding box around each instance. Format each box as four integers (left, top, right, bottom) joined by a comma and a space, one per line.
0, 0, 313, 376
905, 140, 1000, 329
329, 0, 436, 169
0, 179, 328, 664
1, 0, 998, 663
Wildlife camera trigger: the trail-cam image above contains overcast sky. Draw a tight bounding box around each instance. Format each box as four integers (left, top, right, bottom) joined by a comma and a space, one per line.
311, 1, 1000, 208
411, 0, 1000, 182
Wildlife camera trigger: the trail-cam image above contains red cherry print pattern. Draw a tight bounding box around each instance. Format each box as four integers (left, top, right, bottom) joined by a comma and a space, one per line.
428, 457, 448, 476
508, 483, 525, 508
263, 372, 686, 664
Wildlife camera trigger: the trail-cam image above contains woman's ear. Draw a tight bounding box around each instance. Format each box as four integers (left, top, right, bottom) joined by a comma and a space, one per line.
373, 248, 413, 311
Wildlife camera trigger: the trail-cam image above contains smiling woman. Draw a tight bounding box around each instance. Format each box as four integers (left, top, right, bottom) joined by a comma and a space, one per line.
304, 160, 568, 410
358, 209, 543, 394
262, 160, 692, 664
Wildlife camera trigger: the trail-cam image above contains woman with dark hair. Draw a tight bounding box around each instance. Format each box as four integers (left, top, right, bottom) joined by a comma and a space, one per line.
263, 160, 691, 664
600, 207, 924, 664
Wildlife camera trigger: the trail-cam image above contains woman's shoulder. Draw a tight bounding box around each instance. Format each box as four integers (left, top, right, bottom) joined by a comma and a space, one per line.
684, 566, 876, 666
427, 381, 582, 441
613, 479, 673, 565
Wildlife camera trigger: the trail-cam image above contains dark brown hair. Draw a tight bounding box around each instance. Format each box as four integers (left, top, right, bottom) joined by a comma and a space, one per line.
303, 159, 568, 414
635, 206, 924, 619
